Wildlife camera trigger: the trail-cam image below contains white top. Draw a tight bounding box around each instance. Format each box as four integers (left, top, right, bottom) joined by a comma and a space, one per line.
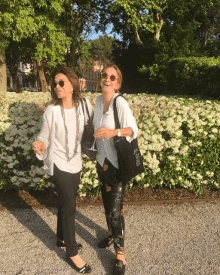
36, 98, 93, 175
53, 107, 81, 173
93, 93, 138, 169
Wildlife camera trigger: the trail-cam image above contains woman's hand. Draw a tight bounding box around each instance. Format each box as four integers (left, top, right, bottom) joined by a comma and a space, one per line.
94, 128, 117, 139
32, 141, 46, 155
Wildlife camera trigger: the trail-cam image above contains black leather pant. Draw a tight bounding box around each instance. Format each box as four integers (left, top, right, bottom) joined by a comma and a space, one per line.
52, 164, 81, 257
97, 158, 125, 251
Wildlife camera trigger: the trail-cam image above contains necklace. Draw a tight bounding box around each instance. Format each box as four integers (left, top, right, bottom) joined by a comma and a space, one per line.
60, 105, 80, 161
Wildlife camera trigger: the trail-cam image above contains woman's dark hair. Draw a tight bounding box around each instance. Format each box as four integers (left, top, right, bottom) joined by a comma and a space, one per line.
50, 67, 82, 106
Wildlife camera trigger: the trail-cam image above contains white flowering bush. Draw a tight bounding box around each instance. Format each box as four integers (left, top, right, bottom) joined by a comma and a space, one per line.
0, 91, 51, 190
132, 94, 220, 193
1, 91, 220, 195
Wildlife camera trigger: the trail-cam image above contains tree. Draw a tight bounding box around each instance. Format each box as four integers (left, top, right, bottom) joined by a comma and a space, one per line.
96, 0, 167, 46
5, 39, 33, 92
90, 35, 115, 65
95, 0, 220, 92
0, 0, 102, 92
144, 0, 220, 84
88, 35, 116, 91
0, 0, 71, 92
55, 0, 99, 74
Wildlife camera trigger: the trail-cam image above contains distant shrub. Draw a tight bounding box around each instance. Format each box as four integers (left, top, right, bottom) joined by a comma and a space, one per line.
165, 57, 220, 98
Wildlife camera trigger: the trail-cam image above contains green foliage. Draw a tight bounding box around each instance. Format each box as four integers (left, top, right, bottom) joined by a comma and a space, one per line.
90, 35, 115, 63
0, 0, 71, 66
139, 21, 204, 84
124, 0, 220, 92
165, 57, 220, 97
115, 0, 164, 33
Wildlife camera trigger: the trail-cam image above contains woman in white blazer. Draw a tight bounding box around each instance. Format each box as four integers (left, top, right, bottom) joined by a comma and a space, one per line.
32, 67, 92, 274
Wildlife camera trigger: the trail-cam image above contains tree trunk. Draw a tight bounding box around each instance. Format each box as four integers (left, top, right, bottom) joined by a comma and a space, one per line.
95, 57, 102, 92
153, 10, 164, 41
11, 74, 18, 92
37, 60, 48, 93
33, 61, 39, 92
70, 41, 78, 70
0, 54, 7, 92
133, 26, 144, 46
68, 6, 82, 72
69, 14, 78, 70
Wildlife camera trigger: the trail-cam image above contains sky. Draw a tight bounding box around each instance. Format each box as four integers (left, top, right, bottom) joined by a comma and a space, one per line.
87, 24, 122, 41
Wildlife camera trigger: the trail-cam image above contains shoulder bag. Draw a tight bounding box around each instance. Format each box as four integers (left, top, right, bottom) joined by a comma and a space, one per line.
113, 95, 144, 184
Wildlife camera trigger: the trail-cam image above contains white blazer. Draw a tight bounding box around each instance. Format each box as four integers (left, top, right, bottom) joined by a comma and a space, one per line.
36, 98, 93, 175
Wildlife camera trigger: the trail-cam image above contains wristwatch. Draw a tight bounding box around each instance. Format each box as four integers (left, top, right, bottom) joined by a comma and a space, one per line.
117, 129, 121, 137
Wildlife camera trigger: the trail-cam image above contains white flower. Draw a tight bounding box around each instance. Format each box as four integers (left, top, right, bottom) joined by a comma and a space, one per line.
11, 176, 18, 183
7, 163, 14, 168
209, 134, 215, 139
211, 128, 218, 133
5, 156, 13, 162
84, 171, 90, 177
94, 179, 99, 186
168, 156, 175, 161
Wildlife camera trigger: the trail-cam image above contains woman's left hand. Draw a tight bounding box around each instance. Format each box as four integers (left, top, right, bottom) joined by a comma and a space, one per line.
94, 128, 116, 139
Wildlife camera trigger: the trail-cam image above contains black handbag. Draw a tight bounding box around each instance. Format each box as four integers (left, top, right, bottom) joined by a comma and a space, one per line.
81, 98, 97, 160
113, 95, 144, 184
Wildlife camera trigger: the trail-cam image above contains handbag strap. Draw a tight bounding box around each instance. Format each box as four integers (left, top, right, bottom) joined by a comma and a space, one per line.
113, 94, 126, 129
81, 97, 90, 125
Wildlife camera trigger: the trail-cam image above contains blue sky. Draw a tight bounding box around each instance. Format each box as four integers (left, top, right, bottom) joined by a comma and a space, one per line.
87, 24, 122, 41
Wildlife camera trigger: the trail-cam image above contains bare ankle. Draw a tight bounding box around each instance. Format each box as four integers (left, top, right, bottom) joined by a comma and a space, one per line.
70, 254, 86, 268
116, 253, 125, 265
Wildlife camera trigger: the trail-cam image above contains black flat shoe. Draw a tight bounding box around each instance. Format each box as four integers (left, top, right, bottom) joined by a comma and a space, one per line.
97, 235, 114, 248
56, 239, 82, 249
66, 256, 92, 273
113, 259, 125, 275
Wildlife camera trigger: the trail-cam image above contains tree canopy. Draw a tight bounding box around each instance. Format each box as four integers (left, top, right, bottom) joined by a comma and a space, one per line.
0, 0, 219, 93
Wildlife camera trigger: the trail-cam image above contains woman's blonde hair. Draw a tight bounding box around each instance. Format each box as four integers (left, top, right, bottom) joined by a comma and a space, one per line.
99, 63, 123, 91
50, 67, 82, 106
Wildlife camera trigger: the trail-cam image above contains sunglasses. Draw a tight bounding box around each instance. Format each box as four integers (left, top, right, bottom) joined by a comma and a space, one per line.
52, 80, 68, 88
101, 72, 118, 82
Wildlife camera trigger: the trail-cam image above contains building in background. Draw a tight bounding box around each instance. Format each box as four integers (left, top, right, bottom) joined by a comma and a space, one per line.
79, 60, 105, 92
7, 62, 35, 91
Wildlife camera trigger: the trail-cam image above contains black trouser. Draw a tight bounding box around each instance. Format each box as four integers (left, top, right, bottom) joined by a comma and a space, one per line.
97, 158, 125, 252
52, 164, 81, 257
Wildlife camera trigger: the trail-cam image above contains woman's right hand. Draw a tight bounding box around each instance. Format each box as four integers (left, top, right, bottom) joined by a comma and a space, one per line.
32, 141, 46, 155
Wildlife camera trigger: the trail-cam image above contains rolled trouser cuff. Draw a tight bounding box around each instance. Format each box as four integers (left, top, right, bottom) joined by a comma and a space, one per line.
66, 243, 78, 257
113, 236, 125, 255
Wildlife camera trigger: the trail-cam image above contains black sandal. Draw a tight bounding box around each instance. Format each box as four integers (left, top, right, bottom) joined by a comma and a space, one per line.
66, 256, 92, 273
113, 236, 125, 275
113, 259, 125, 275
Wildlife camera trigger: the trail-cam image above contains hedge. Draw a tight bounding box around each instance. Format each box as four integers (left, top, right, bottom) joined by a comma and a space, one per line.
165, 57, 220, 98
1, 91, 220, 195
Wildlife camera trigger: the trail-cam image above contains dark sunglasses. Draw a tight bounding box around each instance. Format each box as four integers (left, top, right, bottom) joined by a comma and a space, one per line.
101, 72, 117, 82
52, 80, 68, 88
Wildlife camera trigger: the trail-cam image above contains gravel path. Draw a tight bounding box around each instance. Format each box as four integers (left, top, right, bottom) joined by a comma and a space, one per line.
1, 202, 220, 274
